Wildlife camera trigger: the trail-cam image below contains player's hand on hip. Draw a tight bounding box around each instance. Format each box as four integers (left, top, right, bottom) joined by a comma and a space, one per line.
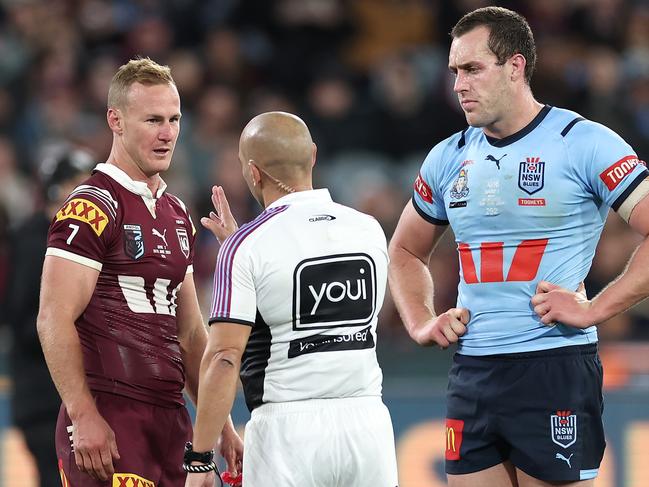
532, 280, 593, 328
71, 408, 120, 481
184, 471, 215, 487
201, 185, 239, 245
413, 308, 470, 348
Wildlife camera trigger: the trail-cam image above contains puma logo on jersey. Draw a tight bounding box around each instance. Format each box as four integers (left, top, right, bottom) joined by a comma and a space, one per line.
152, 228, 168, 246
56, 198, 109, 236
485, 154, 507, 170
555, 452, 573, 468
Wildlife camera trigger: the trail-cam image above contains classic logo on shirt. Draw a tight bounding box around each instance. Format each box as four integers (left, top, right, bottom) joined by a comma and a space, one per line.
56, 198, 108, 236
550, 410, 577, 448
112, 473, 154, 487
414, 173, 433, 203
176, 228, 190, 258
308, 214, 336, 222
599, 155, 644, 190
123, 224, 145, 260
518, 157, 545, 195
293, 253, 376, 330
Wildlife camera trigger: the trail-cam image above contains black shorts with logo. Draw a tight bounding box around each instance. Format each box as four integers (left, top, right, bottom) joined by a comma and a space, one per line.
445, 344, 605, 482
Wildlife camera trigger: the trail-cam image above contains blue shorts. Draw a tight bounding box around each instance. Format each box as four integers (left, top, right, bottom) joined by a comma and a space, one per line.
445, 344, 605, 482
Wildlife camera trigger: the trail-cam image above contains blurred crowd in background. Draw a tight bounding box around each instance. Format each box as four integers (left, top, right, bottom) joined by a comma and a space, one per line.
0, 0, 648, 345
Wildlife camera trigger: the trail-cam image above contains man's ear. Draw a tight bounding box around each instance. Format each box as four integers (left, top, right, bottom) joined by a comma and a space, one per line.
107, 108, 123, 135
248, 160, 261, 186
311, 143, 317, 168
509, 53, 527, 83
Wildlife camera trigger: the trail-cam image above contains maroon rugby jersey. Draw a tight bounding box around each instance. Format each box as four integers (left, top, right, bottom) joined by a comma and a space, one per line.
46, 163, 196, 408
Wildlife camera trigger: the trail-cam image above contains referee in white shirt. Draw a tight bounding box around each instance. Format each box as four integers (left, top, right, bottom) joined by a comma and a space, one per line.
183, 112, 399, 487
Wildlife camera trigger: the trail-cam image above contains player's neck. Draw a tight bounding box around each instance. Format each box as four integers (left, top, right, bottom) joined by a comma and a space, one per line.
483, 96, 544, 140
106, 151, 162, 197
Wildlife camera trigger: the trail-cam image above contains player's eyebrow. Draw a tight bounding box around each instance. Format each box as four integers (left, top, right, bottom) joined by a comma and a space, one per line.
449, 61, 480, 73
145, 113, 182, 120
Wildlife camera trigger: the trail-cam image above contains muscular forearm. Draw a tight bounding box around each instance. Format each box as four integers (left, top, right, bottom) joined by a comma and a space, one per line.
192, 349, 240, 453
180, 324, 208, 405
37, 315, 95, 419
590, 236, 649, 323
388, 245, 437, 337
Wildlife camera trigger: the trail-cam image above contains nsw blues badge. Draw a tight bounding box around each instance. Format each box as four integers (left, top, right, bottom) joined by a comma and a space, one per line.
123, 224, 145, 260
519, 157, 545, 195
550, 410, 577, 448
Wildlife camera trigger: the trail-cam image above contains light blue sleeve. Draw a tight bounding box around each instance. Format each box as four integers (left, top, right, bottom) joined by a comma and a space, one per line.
412, 139, 453, 224
569, 121, 647, 209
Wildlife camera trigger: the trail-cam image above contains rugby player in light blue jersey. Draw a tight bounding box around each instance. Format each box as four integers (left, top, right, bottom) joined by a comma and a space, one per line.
389, 6, 648, 487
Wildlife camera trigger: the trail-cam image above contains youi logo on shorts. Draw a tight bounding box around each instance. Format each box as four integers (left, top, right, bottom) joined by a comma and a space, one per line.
293, 253, 376, 330
550, 410, 577, 448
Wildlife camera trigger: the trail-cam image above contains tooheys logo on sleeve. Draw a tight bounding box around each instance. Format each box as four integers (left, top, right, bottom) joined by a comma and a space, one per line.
56, 198, 109, 236
599, 155, 645, 190
293, 253, 376, 331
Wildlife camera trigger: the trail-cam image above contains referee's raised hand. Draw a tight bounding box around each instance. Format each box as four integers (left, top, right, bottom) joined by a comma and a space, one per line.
201, 185, 239, 244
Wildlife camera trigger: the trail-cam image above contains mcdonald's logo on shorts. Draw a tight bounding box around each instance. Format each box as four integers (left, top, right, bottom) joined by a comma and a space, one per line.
445, 418, 464, 461
113, 473, 155, 487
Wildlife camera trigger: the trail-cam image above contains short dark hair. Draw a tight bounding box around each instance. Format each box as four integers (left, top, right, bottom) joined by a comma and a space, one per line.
451, 7, 536, 84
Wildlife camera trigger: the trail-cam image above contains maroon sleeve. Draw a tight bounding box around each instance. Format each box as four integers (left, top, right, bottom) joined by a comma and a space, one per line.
46, 184, 118, 270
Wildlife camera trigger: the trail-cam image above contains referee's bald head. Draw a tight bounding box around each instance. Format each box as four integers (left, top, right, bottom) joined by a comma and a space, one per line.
239, 111, 315, 184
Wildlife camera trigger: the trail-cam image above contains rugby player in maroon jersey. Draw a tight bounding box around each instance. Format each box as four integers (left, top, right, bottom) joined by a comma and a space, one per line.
37, 58, 242, 486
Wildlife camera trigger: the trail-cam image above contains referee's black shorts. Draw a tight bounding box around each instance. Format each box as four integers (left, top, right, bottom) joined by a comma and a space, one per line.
445, 343, 605, 482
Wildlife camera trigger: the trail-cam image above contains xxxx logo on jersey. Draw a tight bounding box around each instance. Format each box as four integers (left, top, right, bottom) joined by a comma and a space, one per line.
113, 473, 155, 487
56, 198, 109, 236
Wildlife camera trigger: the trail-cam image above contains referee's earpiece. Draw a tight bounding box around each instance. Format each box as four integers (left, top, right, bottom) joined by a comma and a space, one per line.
248, 161, 258, 187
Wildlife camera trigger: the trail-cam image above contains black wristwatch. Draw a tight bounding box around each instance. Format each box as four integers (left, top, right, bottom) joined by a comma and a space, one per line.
182, 441, 220, 476
183, 442, 214, 464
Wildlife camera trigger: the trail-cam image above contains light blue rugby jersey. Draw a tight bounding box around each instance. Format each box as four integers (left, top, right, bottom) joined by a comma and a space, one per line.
413, 105, 647, 355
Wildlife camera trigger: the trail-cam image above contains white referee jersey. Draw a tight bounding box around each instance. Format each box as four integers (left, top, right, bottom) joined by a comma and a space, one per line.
209, 189, 387, 411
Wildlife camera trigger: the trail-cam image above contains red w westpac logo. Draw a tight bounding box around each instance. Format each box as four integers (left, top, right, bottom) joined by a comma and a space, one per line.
458, 239, 549, 283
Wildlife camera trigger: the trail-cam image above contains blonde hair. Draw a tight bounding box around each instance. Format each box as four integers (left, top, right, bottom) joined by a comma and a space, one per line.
107, 57, 175, 109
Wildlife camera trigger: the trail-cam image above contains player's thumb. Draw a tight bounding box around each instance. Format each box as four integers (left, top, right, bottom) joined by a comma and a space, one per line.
536, 280, 560, 294
225, 451, 237, 476
200, 215, 215, 229
458, 308, 470, 324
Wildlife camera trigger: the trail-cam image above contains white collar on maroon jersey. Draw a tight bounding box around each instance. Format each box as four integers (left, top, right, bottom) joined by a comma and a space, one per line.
95, 163, 168, 199
266, 188, 332, 209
